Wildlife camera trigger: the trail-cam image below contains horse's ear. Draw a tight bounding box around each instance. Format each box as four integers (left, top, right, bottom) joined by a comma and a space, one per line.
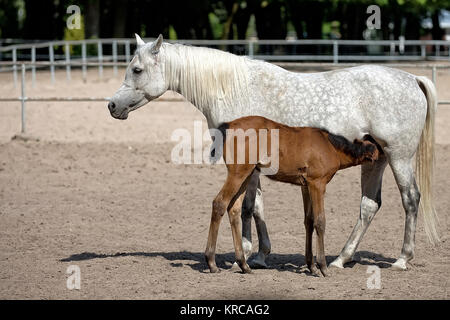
150, 34, 163, 55
135, 34, 145, 47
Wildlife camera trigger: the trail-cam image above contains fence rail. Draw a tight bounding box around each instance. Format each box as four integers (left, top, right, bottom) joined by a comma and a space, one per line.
1, 38, 450, 86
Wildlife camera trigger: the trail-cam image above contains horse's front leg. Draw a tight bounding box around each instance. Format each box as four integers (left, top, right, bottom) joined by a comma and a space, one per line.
241, 170, 260, 261
330, 155, 387, 269
253, 182, 271, 266
242, 175, 271, 268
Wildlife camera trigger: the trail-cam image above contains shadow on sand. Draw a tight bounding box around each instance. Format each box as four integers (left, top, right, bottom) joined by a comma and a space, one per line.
60, 250, 396, 273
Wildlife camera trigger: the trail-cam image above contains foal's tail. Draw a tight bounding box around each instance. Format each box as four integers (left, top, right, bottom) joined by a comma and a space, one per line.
416, 76, 439, 245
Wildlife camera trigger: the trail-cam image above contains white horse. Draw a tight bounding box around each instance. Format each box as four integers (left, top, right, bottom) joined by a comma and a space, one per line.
108, 34, 439, 272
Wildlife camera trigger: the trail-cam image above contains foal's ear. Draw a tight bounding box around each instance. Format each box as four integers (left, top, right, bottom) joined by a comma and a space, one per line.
150, 34, 163, 55
135, 33, 145, 47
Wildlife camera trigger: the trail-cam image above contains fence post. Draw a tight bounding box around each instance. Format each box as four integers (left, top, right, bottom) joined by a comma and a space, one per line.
49, 44, 55, 84
31, 46, 36, 87
432, 65, 436, 85
333, 41, 339, 64
390, 41, 395, 55
125, 40, 131, 62
21, 64, 26, 134
421, 45, 426, 60
82, 42, 87, 82
65, 42, 71, 81
248, 40, 254, 58
112, 40, 118, 76
13, 48, 17, 88
97, 41, 103, 78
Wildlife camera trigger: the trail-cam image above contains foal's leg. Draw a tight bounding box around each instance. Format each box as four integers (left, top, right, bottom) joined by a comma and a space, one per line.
308, 180, 328, 277
205, 167, 254, 273
389, 158, 421, 271
242, 174, 271, 268
228, 192, 252, 273
301, 186, 317, 274
330, 155, 387, 269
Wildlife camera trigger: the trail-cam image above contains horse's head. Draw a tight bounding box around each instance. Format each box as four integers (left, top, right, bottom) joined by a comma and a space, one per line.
108, 34, 167, 119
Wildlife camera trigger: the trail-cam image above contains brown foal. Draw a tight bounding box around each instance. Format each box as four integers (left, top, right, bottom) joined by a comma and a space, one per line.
205, 116, 380, 276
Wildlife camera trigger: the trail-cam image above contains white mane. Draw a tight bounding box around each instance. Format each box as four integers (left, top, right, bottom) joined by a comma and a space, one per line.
162, 43, 251, 113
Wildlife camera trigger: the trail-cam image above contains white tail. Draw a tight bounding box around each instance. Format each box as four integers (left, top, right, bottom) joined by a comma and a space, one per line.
415, 76, 439, 245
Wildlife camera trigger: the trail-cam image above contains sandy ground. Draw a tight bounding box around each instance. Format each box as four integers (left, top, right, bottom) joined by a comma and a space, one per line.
0, 65, 449, 300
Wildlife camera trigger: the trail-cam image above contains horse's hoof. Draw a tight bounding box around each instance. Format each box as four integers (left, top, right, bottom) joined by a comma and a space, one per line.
329, 258, 345, 269
249, 258, 268, 269
391, 259, 407, 271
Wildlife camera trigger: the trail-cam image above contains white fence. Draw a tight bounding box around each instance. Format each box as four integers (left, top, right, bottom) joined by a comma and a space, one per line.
1, 38, 450, 87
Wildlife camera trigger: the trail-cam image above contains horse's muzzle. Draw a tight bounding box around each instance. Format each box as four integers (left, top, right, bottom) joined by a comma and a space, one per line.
108, 102, 129, 120
108, 101, 116, 113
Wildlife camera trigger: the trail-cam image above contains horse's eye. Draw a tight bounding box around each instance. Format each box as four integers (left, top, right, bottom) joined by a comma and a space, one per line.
133, 67, 142, 74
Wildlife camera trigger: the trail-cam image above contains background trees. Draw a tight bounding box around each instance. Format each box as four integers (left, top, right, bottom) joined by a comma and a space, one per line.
0, 0, 449, 41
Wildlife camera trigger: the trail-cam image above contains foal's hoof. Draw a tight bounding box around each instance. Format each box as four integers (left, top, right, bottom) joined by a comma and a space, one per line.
320, 266, 329, 277
308, 265, 321, 277
209, 266, 221, 273
391, 259, 408, 271
241, 264, 252, 274
230, 262, 252, 273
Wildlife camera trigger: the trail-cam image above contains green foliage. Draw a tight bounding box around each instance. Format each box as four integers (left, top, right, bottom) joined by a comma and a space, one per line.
209, 12, 223, 39
0, 0, 449, 41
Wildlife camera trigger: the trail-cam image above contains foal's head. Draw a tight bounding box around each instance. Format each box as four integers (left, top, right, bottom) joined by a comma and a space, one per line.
355, 139, 379, 164
108, 34, 167, 120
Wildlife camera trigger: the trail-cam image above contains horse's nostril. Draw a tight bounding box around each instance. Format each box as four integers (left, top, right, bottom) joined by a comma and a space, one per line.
108, 101, 116, 112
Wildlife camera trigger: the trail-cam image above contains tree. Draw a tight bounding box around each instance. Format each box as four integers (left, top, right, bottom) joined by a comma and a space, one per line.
23, 0, 65, 40
0, 0, 21, 39
85, 0, 100, 39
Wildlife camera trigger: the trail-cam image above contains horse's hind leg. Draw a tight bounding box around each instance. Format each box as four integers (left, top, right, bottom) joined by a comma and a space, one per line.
308, 180, 328, 277
330, 154, 387, 269
389, 158, 421, 271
